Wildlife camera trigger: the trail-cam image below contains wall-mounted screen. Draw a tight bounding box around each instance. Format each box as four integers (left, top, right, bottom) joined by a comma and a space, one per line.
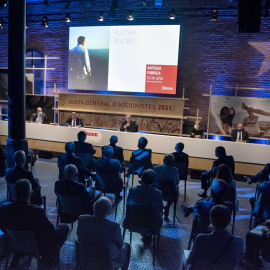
68, 25, 180, 95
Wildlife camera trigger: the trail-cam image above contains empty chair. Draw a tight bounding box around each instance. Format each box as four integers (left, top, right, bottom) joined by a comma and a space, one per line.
76, 153, 95, 172
173, 161, 188, 200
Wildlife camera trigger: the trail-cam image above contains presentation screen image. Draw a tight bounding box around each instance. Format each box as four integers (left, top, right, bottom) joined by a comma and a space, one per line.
68, 25, 181, 95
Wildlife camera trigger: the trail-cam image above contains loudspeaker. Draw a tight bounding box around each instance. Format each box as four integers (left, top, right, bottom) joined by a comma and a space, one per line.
238, 0, 262, 33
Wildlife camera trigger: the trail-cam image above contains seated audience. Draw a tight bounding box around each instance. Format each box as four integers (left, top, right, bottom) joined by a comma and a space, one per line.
58, 142, 91, 185
187, 205, 243, 270
199, 146, 235, 198
105, 135, 124, 164
119, 114, 137, 132
0, 179, 69, 266
231, 123, 249, 143
65, 111, 84, 127
246, 163, 270, 184
30, 107, 49, 124
95, 146, 123, 199
172, 142, 189, 169
5, 150, 42, 205
191, 121, 204, 139
182, 179, 232, 235
154, 154, 179, 220
77, 197, 131, 270
127, 169, 163, 241
128, 137, 152, 178
0, 144, 6, 176
55, 164, 95, 219
74, 131, 96, 156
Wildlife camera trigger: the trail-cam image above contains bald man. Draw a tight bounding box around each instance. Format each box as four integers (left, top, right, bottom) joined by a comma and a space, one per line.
119, 114, 137, 132
231, 123, 249, 143
30, 107, 49, 124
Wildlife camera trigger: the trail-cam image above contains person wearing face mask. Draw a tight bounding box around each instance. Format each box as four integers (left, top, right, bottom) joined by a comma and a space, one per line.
30, 107, 49, 124
231, 123, 249, 143
191, 121, 205, 139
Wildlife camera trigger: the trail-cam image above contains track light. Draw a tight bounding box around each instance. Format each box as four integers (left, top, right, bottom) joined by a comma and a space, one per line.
97, 12, 104, 21
169, 9, 176, 20
0, 18, 3, 30
44, 0, 49, 6
210, 9, 218, 21
66, 13, 70, 22
41, 16, 49, 28
127, 10, 134, 21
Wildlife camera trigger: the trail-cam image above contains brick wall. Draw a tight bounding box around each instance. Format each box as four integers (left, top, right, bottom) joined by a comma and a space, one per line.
0, 0, 270, 125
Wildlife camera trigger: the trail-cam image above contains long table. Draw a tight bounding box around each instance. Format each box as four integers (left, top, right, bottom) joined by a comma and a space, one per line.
0, 121, 269, 174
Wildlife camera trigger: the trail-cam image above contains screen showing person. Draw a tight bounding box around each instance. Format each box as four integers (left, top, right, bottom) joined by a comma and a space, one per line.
231, 123, 249, 143
119, 114, 137, 132
30, 107, 49, 124
65, 112, 84, 127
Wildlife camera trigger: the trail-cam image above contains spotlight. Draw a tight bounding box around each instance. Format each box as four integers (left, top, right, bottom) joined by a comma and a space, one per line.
97, 12, 104, 21
65, 13, 70, 22
127, 10, 134, 21
65, 1, 70, 9
210, 9, 218, 21
44, 0, 49, 6
0, 18, 3, 30
169, 9, 176, 20
41, 16, 49, 28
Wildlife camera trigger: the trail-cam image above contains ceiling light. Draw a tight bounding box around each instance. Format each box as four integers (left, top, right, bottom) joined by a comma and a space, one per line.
97, 12, 104, 21
169, 9, 176, 20
210, 9, 218, 21
66, 13, 70, 22
127, 10, 134, 21
0, 18, 3, 30
41, 16, 49, 28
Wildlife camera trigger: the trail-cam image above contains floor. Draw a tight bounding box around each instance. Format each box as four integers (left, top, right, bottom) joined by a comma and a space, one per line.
0, 157, 267, 270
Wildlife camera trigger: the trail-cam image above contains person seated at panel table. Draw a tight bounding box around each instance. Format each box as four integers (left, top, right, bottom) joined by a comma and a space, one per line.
187, 205, 243, 270
65, 111, 84, 127
246, 163, 270, 184
231, 123, 249, 143
198, 146, 235, 198
30, 107, 49, 124
172, 142, 189, 170
191, 121, 204, 139
102, 135, 124, 164
119, 114, 137, 132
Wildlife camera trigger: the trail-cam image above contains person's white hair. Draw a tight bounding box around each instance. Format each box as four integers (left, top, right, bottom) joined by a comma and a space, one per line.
64, 164, 78, 180
94, 197, 112, 218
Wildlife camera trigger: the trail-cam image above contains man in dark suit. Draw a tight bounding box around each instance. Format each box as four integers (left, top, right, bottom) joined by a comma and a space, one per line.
127, 169, 163, 241
172, 142, 189, 170
77, 197, 131, 270
5, 150, 42, 205
246, 163, 270, 184
199, 146, 235, 198
128, 137, 152, 178
231, 123, 249, 142
58, 142, 91, 185
154, 154, 179, 220
119, 114, 137, 132
30, 107, 49, 124
55, 164, 96, 220
74, 131, 96, 156
0, 179, 69, 267
65, 111, 84, 127
102, 135, 124, 164
95, 146, 124, 199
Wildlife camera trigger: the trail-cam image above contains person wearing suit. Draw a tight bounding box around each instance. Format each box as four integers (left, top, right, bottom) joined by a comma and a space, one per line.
0, 179, 69, 267
77, 197, 131, 270
172, 142, 189, 170
109, 135, 124, 164
154, 154, 179, 220
74, 131, 96, 156
0, 145, 6, 177
119, 114, 137, 132
30, 107, 49, 124
128, 137, 152, 178
55, 165, 95, 221
95, 146, 124, 198
199, 146, 235, 198
247, 163, 270, 184
127, 169, 163, 241
231, 123, 249, 142
58, 142, 91, 185
65, 111, 84, 127
5, 150, 42, 206
188, 205, 243, 269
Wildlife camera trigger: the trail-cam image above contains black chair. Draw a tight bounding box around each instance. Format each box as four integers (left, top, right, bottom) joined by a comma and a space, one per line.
95, 172, 126, 219
75, 241, 113, 270
123, 204, 161, 266
173, 161, 188, 200
155, 179, 178, 226
56, 194, 83, 230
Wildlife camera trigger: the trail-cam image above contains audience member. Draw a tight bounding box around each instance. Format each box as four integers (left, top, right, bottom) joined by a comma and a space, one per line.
128, 137, 152, 178
77, 197, 131, 270
95, 146, 123, 200
172, 142, 189, 169
55, 164, 96, 220
105, 135, 124, 164
191, 121, 204, 139
0, 179, 69, 267
0, 145, 6, 176
5, 150, 42, 205
154, 154, 179, 221
231, 123, 249, 143
58, 142, 91, 185
246, 163, 270, 184
127, 169, 163, 241
199, 146, 235, 198
74, 131, 96, 156
187, 205, 243, 270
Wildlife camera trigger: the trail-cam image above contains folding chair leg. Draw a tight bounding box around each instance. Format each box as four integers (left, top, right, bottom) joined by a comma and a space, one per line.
130, 232, 132, 245
173, 201, 177, 227
157, 232, 160, 247
57, 214, 60, 226
115, 195, 118, 220
42, 196, 46, 213
123, 228, 126, 240
184, 179, 187, 201
232, 210, 236, 235
71, 222, 73, 231
249, 215, 253, 230
123, 186, 126, 215
132, 174, 134, 187
153, 234, 156, 266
